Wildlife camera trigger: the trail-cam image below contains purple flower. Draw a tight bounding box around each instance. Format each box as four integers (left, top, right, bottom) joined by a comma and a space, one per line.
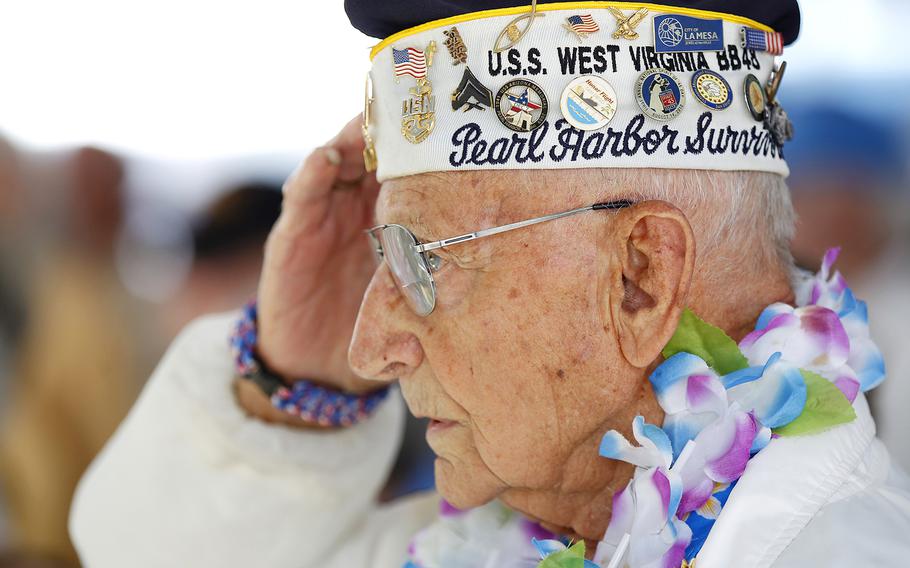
672, 407, 757, 517
789, 247, 885, 391
438, 499, 466, 518
839, 299, 885, 392
795, 247, 849, 309
649, 353, 728, 460
600, 416, 673, 469
599, 468, 691, 568
649, 352, 802, 453
722, 352, 807, 429
740, 304, 850, 375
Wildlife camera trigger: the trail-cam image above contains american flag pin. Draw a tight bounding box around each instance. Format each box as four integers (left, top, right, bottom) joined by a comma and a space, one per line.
563, 14, 601, 41
741, 26, 784, 56
392, 46, 429, 83
395, 41, 438, 144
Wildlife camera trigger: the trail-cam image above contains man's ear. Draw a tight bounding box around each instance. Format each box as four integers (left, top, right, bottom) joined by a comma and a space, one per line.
599, 201, 696, 368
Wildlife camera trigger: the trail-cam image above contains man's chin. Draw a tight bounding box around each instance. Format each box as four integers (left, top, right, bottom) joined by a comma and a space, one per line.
434, 457, 504, 510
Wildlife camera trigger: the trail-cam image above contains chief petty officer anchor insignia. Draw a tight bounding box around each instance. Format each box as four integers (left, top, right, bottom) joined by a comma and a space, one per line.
393, 41, 437, 143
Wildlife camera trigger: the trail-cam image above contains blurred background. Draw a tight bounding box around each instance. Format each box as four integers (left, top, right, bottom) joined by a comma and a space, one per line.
0, 0, 907, 566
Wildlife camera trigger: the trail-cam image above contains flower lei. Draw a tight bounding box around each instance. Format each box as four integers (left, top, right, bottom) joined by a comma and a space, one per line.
404, 248, 885, 568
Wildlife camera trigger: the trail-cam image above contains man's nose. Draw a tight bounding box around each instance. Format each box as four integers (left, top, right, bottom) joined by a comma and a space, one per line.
349, 263, 425, 382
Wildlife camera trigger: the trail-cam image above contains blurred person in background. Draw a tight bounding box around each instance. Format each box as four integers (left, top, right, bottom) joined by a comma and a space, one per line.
158, 182, 283, 339
0, 135, 27, 393
0, 137, 25, 386
0, 135, 26, 551
0, 147, 145, 563
0, 551, 76, 568
786, 103, 910, 470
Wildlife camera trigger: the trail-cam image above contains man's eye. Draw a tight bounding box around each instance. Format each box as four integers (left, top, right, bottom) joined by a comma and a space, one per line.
426, 252, 444, 272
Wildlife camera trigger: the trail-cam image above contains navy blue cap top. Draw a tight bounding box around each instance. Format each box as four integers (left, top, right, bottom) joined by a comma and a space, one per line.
345, 0, 801, 44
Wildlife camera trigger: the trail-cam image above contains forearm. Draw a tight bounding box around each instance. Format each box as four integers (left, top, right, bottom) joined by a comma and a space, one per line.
70, 312, 405, 568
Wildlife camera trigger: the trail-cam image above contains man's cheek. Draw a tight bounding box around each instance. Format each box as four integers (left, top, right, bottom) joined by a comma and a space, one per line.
434, 265, 482, 313
433, 438, 505, 509
470, 410, 562, 489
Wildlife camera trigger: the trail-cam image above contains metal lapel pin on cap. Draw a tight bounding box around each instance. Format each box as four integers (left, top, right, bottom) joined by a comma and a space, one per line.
764, 61, 794, 145
362, 73, 378, 171
447, 28, 493, 112
563, 14, 601, 41
608, 7, 648, 40
493, 0, 544, 53
394, 41, 437, 144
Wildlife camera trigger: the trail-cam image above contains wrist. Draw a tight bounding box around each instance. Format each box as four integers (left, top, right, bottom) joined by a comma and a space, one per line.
257, 334, 379, 395
230, 299, 390, 428
233, 378, 332, 430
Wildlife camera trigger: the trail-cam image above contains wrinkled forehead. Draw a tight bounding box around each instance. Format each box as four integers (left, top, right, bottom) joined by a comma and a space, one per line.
375, 170, 514, 237
375, 167, 626, 238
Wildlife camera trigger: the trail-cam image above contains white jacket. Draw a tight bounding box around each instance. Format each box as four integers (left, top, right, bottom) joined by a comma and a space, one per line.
70, 313, 910, 567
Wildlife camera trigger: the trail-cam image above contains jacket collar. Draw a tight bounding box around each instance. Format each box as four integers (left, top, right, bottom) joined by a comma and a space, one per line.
697, 393, 877, 568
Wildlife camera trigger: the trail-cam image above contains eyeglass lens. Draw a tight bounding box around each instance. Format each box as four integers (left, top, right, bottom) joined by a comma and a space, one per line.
379, 225, 436, 316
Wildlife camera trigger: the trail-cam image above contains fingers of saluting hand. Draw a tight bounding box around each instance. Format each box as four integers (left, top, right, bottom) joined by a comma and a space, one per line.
279, 114, 379, 233
329, 114, 370, 184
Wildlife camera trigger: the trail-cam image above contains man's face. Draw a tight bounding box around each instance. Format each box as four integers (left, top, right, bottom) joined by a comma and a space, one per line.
349, 171, 644, 508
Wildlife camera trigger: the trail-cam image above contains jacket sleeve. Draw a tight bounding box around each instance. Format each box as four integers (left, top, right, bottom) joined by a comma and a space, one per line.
69, 312, 406, 568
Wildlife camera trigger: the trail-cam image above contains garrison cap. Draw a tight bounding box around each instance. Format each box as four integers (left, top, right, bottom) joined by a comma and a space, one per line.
354, 1, 799, 181
347, 1, 801, 44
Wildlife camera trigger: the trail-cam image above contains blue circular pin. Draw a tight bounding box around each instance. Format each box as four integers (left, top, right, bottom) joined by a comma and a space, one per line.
635, 68, 685, 121
691, 69, 733, 111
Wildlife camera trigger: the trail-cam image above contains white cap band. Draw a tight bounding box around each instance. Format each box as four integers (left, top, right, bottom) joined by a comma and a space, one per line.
366, 3, 788, 181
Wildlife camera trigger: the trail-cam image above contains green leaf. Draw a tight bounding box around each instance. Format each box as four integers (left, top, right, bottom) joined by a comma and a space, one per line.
537, 542, 586, 568
662, 308, 749, 375
773, 370, 857, 437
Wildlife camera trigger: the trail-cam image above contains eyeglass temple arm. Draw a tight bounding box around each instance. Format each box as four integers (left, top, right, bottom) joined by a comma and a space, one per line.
415, 200, 632, 253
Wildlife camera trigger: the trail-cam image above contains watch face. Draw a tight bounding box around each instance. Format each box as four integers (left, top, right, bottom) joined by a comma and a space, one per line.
246, 362, 285, 397
495, 79, 548, 132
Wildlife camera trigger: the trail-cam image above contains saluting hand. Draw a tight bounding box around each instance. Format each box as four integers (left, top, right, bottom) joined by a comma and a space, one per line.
255, 114, 381, 395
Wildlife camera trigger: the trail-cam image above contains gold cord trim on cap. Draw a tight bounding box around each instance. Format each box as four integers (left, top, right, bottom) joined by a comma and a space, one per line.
370, 1, 775, 60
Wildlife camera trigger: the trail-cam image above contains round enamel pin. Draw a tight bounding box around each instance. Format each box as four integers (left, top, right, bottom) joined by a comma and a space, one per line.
635, 68, 685, 121
495, 79, 548, 132
744, 74, 767, 121
560, 76, 618, 131
691, 69, 732, 110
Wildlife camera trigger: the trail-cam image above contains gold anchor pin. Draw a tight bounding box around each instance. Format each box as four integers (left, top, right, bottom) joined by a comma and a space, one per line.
608, 7, 648, 40
400, 41, 437, 144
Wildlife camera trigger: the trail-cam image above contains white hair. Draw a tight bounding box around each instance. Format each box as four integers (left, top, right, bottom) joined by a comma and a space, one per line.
554, 168, 796, 282
631, 170, 793, 265
457, 167, 796, 282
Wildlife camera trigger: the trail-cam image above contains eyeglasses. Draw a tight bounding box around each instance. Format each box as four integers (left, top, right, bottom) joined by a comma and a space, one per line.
365, 200, 633, 317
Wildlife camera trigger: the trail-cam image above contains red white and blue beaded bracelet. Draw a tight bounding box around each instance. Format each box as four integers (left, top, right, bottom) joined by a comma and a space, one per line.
230, 300, 389, 427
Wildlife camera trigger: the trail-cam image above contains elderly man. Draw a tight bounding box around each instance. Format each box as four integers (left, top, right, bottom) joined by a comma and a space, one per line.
70, 1, 910, 567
